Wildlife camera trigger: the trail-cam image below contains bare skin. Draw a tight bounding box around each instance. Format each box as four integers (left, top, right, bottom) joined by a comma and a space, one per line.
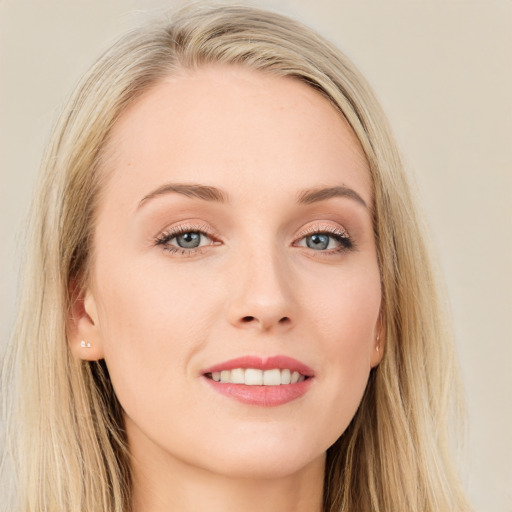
70, 65, 382, 512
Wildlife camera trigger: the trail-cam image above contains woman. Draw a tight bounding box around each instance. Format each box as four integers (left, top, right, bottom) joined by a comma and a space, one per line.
1, 3, 472, 511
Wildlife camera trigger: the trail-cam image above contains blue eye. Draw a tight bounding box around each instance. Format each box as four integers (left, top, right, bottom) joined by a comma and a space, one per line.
174, 232, 203, 248
296, 229, 353, 253
155, 227, 214, 253
305, 233, 331, 250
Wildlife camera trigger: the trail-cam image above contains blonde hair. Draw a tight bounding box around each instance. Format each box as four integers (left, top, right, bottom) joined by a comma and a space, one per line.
1, 3, 471, 511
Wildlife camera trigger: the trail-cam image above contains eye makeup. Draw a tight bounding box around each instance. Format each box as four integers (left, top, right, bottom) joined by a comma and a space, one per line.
293, 222, 354, 255
154, 223, 221, 256
153, 219, 355, 259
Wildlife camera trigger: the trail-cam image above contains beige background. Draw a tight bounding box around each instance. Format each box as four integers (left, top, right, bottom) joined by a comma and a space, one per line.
1, 1, 511, 510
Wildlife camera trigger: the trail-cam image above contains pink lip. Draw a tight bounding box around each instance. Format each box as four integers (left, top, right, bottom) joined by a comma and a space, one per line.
202, 355, 315, 407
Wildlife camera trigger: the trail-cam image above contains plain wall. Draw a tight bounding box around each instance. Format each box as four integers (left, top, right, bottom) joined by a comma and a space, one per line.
1, 1, 511, 510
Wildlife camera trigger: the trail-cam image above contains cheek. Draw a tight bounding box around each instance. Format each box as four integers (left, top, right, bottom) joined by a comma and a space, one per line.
304, 263, 381, 354
91, 258, 224, 417
94, 252, 220, 343
299, 264, 380, 437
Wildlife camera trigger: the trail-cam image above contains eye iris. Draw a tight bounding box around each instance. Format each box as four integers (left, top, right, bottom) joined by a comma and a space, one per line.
306, 233, 330, 250
176, 232, 201, 248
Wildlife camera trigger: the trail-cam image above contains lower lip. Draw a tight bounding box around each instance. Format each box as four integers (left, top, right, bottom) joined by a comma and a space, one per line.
203, 376, 313, 406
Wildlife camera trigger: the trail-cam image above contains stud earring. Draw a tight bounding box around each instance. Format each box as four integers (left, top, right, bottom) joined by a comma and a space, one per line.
376, 333, 381, 352
80, 340, 91, 348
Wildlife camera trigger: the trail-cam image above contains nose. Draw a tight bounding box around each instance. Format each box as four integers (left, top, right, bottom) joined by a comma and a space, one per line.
226, 248, 296, 332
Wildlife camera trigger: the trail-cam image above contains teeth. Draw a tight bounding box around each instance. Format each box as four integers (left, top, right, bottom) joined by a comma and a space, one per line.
245, 369, 263, 386
230, 368, 245, 384
212, 368, 307, 386
263, 368, 281, 385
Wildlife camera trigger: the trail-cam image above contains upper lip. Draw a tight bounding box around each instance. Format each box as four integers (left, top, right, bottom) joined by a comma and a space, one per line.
202, 355, 315, 377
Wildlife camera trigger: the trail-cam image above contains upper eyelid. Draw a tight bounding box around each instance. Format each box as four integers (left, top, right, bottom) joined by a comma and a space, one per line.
294, 222, 350, 239
155, 223, 218, 240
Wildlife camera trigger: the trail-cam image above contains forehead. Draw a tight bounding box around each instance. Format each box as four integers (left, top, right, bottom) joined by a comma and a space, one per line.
101, 65, 371, 208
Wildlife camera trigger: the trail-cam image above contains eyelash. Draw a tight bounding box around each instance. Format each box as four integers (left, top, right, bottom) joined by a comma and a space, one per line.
294, 224, 354, 254
154, 223, 354, 256
154, 223, 219, 256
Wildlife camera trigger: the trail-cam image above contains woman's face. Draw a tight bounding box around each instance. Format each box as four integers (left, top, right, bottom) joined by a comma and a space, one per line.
74, 66, 382, 479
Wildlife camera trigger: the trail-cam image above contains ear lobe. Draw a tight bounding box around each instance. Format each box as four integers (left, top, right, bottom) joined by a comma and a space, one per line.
370, 336, 385, 368
67, 283, 104, 361
370, 311, 386, 368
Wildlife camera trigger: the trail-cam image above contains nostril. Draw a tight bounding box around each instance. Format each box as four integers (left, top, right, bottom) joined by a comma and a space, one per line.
238, 315, 291, 327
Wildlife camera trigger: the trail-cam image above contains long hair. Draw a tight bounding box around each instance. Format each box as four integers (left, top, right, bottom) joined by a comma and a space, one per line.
1, 3, 471, 511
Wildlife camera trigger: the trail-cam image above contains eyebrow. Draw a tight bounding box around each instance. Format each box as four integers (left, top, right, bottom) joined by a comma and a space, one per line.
297, 186, 368, 209
138, 182, 367, 209
138, 183, 229, 208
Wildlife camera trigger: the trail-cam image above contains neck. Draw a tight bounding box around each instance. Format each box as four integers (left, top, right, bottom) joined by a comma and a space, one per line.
129, 431, 325, 512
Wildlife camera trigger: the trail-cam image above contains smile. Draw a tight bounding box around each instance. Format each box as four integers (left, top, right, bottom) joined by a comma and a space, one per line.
202, 355, 314, 406
207, 368, 307, 385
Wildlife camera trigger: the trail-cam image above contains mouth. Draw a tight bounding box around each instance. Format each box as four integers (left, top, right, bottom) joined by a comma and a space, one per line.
205, 368, 308, 385
202, 355, 314, 406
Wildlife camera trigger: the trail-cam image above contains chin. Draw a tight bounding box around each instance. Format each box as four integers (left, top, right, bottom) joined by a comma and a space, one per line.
188, 428, 329, 480
202, 449, 324, 480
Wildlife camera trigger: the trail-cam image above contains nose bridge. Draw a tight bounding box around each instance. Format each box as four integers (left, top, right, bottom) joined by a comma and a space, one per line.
227, 237, 295, 331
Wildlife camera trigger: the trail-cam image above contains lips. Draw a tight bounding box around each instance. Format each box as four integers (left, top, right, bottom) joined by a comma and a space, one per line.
202, 355, 314, 406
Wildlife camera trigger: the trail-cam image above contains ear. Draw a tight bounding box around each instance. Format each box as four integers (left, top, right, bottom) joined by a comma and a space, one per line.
370, 310, 386, 368
67, 280, 105, 361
